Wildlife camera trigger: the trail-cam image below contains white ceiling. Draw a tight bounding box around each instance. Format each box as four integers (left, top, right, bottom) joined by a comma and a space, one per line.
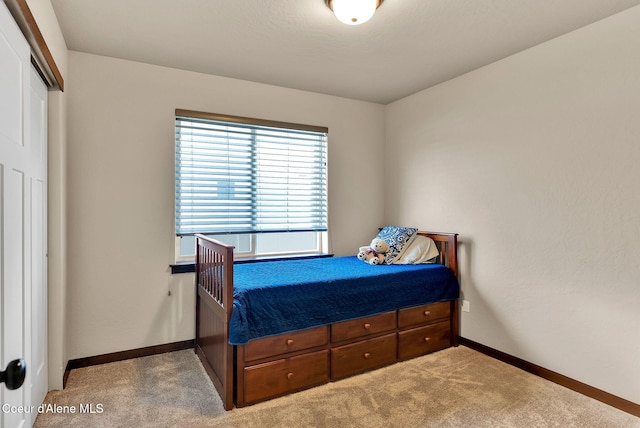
51, 0, 640, 104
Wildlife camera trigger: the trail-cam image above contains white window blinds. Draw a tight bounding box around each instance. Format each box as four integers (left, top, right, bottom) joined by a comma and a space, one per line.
175, 110, 328, 236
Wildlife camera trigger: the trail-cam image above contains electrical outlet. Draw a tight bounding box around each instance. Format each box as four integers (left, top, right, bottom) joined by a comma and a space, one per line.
461, 300, 470, 312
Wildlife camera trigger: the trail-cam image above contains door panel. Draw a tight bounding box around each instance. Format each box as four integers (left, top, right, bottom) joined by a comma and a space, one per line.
1, 2, 30, 426
1, 2, 48, 427
30, 65, 49, 409
2, 169, 28, 428
0, 14, 24, 148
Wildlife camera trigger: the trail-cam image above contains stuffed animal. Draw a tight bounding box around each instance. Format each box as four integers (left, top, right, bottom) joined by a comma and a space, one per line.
357, 238, 390, 265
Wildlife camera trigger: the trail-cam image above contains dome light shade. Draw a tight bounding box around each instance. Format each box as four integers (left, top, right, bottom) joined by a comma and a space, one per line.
325, 0, 384, 26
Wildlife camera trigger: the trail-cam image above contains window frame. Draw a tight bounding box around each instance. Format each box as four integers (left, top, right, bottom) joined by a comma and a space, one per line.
174, 231, 328, 263
174, 109, 329, 262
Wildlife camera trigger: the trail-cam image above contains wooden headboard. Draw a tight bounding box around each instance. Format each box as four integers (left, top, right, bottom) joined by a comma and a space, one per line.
417, 231, 459, 278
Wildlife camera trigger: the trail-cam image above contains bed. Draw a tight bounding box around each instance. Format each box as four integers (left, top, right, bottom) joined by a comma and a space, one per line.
195, 231, 460, 410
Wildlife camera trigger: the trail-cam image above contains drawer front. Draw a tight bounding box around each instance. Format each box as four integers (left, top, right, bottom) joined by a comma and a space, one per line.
331, 311, 397, 343
398, 321, 451, 360
331, 333, 397, 380
244, 326, 328, 362
398, 301, 451, 328
243, 350, 329, 404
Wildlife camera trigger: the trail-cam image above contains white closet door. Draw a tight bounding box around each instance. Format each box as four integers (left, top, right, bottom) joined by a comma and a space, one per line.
0, 1, 48, 427
29, 62, 49, 418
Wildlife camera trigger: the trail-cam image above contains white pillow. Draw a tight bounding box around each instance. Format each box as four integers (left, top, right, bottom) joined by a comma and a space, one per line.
393, 236, 439, 265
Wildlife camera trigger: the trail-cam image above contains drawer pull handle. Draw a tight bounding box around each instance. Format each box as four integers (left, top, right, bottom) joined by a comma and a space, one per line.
363, 323, 371, 329
287, 372, 294, 380
424, 311, 431, 317
286, 339, 294, 346
363, 352, 371, 359
424, 337, 431, 342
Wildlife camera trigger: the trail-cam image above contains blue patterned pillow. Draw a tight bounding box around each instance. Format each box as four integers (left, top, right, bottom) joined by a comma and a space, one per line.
375, 226, 418, 264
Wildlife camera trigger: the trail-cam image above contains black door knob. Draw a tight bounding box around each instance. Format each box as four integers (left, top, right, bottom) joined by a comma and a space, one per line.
0, 359, 26, 390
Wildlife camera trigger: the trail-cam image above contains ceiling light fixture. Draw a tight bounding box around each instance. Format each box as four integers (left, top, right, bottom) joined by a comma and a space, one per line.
325, 0, 384, 26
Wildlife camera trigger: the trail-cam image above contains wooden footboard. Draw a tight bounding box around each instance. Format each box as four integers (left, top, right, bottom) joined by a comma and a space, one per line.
194, 234, 234, 410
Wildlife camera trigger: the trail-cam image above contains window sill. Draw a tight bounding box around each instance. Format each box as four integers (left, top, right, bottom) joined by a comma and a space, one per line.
170, 253, 334, 274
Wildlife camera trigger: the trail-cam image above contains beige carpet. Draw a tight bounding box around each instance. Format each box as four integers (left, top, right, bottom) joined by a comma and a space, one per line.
34, 346, 639, 428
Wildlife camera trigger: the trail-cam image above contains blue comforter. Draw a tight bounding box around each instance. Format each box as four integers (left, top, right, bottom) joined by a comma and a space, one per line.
229, 256, 459, 344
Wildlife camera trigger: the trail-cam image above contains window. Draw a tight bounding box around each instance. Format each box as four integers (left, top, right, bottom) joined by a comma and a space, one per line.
175, 109, 328, 259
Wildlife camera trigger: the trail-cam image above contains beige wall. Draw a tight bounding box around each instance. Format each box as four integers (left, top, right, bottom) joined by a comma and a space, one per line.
385, 6, 640, 404
40, 0, 640, 405
65, 51, 385, 359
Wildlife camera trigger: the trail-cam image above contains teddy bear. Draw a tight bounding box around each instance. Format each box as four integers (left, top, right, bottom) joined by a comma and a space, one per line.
357, 238, 390, 265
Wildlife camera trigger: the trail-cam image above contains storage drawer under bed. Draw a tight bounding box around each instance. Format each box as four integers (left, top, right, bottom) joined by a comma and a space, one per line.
398, 320, 451, 361
398, 301, 451, 328
243, 350, 329, 404
243, 325, 328, 362
330, 333, 397, 380
330, 311, 396, 343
